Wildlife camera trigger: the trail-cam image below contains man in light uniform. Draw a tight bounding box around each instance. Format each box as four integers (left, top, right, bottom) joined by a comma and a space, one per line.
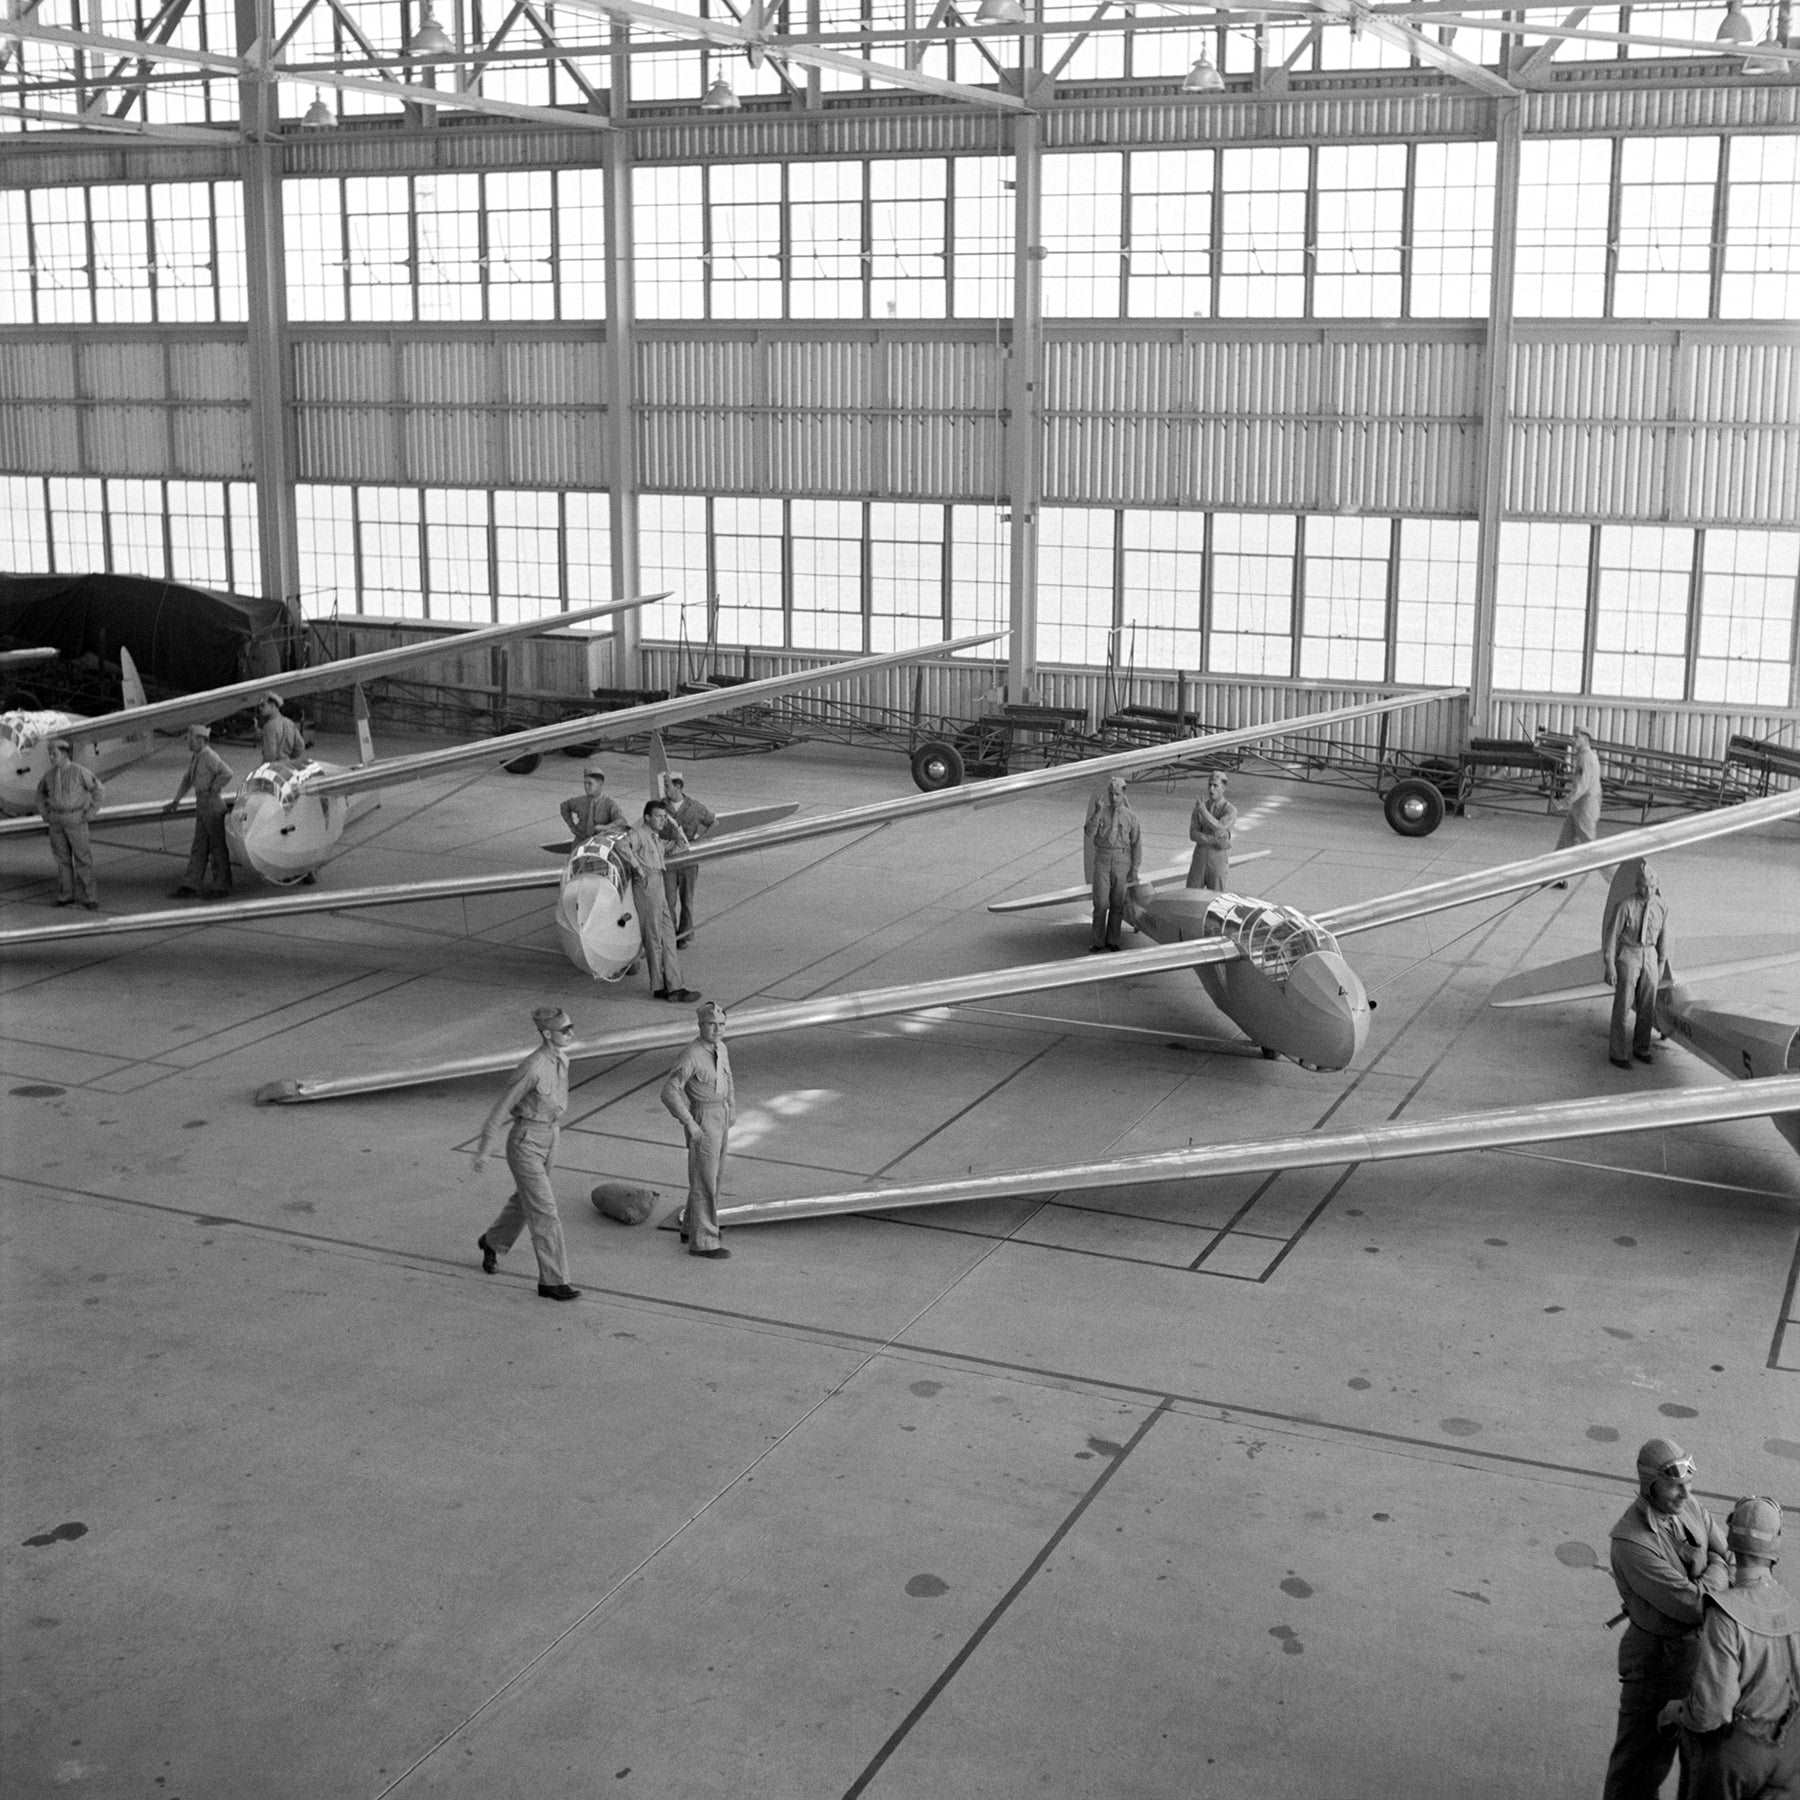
660, 771, 716, 946
473, 1005, 580, 1301
660, 999, 736, 1261
1083, 774, 1141, 953
256, 694, 307, 768
1661, 1497, 1800, 1800
1551, 724, 1602, 885
560, 766, 627, 844
613, 798, 698, 1003
35, 737, 103, 910
1185, 771, 1238, 890
1603, 1436, 1731, 1800
165, 724, 235, 898
1603, 859, 1670, 1072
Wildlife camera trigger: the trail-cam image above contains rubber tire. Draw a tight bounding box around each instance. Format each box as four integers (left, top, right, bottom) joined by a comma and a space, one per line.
1383, 776, 1445, 837
502, 752, 543, 776
910, 739, 965, 792
561, 743, 597, 759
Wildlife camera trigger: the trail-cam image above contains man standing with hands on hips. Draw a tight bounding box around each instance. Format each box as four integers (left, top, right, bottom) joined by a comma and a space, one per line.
661, 1000, 735, 1261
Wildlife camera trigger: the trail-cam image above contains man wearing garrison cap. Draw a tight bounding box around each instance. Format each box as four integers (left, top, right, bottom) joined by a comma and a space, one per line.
164, 724, 235, 900
473, 1005, 581, 1300
256, 693, 307, 769
1603, 1436, 1732, 1800
659, 1000, 735, 1261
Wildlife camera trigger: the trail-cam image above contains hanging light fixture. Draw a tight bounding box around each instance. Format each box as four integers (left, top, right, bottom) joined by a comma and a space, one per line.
700, 75, 741, 109
1741, 2, 1789, 67
301, 90, 336, 127
975, 0, 1026, 24
1181, 51, 1225, 90
1715, 0, 1756, 40
405, 6, 453, 55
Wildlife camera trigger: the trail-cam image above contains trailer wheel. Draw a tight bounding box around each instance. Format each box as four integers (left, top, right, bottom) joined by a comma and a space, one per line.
1383, 777, 1445, 837
502, 752, 543, 776
910, 740, 965, 792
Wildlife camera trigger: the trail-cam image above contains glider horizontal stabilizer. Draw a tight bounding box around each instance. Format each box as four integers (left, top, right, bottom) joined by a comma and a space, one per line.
1489, 937, 1800, 1009
715, 1073, 1800, 1227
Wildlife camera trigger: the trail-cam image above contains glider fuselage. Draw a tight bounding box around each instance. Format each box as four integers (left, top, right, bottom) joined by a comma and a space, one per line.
0, 710, 154, 816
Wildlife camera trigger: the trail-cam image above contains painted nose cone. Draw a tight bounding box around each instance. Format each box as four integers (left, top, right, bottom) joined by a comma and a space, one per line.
1288, 950, 1368, 1070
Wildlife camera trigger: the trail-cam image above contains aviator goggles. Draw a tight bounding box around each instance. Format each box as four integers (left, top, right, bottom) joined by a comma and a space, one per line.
1656, 1456, 1697, 1481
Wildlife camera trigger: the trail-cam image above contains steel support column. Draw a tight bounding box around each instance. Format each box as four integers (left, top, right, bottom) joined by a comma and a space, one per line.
1004, 107, 1043, 702
603, 26, 642, 688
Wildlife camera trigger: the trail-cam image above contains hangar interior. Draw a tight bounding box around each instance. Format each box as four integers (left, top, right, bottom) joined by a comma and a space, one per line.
3, 0, 1800, 1795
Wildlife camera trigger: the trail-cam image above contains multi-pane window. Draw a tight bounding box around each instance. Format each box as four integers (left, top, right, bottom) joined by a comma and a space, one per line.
47, 477, 107, 570
496, 492, 564, 625
1721, 135, 1799, 321
563, 494, 613, 607
415, 175, 484, 322
1313, 147, 1406, 319
1301, 516, 1391, 681
1121, 510, 1206, 673
870, 503, 946, 651
948, 505, 1010, 644
1409, 143, 1494, 318
707, 164, 782, 321
639, 494, 709, 642
1693, 530, 1799, 708
634, 167, 705, 321
1592, 525, 1692, 699
949, 158, 1013, 319
1515, 137, 1612, 316
298, 486, 359, 615
1043, 155, 1123, 318
1, 477, 50, 569
1128, 151, 1214, 319
1393, 519, 1477, 686
1218, 148, 1308, 318
791, 163, 866, 321
425, 489, 494, 624
792, 500, 865, 652
1210, 513, 1296, 676
1614, 136, 1718, 319
107, 478, 166, 573
874, 159, 949, 319
1037, 509, 1117, 667
358, 486, 424, 614
1495, 522, 1591, 691
712, 497, 785, 647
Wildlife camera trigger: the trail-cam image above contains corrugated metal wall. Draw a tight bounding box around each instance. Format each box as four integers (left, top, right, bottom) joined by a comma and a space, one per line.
1490, 696, 1800, 765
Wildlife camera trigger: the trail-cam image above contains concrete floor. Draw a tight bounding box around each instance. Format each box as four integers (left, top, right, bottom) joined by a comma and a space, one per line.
2, 723, 1797, 1800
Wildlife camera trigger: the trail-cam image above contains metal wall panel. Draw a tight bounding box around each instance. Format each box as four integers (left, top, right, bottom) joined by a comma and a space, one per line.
0, 340, 78, 401
1524, 78, 1800, 138
80, 341, 167, 401
0, 402, 81, 471
1491, 696, 1800, 763
84, 405, 172, 474
170, 407, 252, 475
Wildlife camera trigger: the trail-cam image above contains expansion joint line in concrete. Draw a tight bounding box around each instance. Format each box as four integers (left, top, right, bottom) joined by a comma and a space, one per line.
840, 1396, 1173, 1800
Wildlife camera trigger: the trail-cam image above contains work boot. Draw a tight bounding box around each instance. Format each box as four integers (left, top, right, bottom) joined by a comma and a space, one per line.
537, 1283, 580, 1301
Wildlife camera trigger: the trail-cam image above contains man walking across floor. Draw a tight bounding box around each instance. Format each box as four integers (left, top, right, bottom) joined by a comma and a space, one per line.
473, 1004, 580, 1301
1083, 774, 1141, 953
35, 736, 102, 910
660, 999, 736, 1262
660, 771, 716, 945
165, 724, 235, 899
1603, 859, 1670, 1072
1551, 724, 1602, 887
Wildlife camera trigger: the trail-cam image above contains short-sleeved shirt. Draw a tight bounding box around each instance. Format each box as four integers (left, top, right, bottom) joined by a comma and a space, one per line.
562, 792, 627, 841
509, 1044, 569, 1125
187, 745, 234, 814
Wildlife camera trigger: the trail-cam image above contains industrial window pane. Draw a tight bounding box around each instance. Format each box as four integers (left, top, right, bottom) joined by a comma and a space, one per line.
213, 184, 246, 322
1042, 0, 1126, 80
870, 501, 945, 651
108, 479, 166, 578
630, 46, 701, 103
633, 165, 704, 320
1210, 512, 1296, 676
1394, 518, 1477, 686
1494, 521, 1589, 692
563, 492, 612, 607
639, 493, 708, 640
1121, 509, 1206, 672
1515, 137, 1610, 317
1, 477, 50, 568
872, 159, 947, 320
1409, 142, 1493, 318
792, 498, 864, 653
556, 169, 609, 323
1037, 507, 1117, 667
1300, 515, 1390, 680
297, 486, 359, 619
359, 486, 424, 616
425, 488, 493, 624
149, 183, 219, 324
168, 481, 230, 586
1614, 136, 1716, 319
92, 187, 151, 324
345, 177, 414, 323
713, 495, 784, 647
227, 482, 258, 593
486, 171, 555, 321
1127, 149, 1214, 320
1720, 136, 1798, 321
1313, 145, 1405, 318
1693, 528, 1799, 706
790, 162, 865, 321
1042, 153, 1123, 319
32, 189, 92, 326
1218, 148, 1307, 319
1549, 1, 1626, 62
493, 490, 562, 623
950, 157, 1011, 319
0, 193, 30, 324
1592, 524, 1692, 699
414, 174, 482, 322
707, 164, 781, 322
284, 180, 347, 322
948, 504, 1009, 643
48, 477, 105, 571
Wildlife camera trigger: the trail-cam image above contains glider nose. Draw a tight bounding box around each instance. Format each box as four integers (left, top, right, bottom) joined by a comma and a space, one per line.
1289, 950, 1369, 1071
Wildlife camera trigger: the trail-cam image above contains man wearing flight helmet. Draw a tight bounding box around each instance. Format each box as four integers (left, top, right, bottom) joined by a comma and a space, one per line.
1603, 1437, 1732, 1800
1661, 1497, 1800, 1800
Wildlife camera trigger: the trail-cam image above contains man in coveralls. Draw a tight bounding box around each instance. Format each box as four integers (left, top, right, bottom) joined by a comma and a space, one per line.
614, 798, 698, 1002
1551, 724, 1602, 885
474, 1005, 581, 1301
1185, 771, 1238, 890
1083, 774, 1142, 954
165, 724, 234, 898
1662, 1497, 1800, 1800
35, 736, 102, 910
560, 766, 627, 844
1603, 1436, 1731, 1800
1603, 860, 1670, 1071
660, 771, 716, 945
660, 999, 735, 1262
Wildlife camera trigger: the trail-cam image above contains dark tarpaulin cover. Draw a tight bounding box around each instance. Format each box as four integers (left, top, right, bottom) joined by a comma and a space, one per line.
0, 573, 291, 692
